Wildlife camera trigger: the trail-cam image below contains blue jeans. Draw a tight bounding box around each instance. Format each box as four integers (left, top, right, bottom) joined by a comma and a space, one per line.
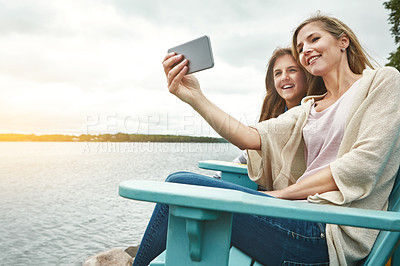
133, 172, 329, 266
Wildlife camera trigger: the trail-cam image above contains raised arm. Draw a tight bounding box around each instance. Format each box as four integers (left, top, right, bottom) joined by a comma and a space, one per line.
162, 53, 261, 150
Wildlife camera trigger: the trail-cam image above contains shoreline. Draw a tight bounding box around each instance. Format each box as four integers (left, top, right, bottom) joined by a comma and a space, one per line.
0, 133, 227, 143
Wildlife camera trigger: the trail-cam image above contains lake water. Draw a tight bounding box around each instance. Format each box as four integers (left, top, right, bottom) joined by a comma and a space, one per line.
0, 142, 240, 266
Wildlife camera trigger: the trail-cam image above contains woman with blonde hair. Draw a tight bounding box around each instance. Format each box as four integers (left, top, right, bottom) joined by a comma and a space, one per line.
134, 13, 400, 265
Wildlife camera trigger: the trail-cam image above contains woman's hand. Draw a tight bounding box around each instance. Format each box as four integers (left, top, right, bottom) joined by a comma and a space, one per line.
162, 53, 202, 107
162, 52, 261, 150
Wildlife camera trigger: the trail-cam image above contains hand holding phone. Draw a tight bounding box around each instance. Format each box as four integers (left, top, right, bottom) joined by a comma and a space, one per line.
167, 35, 214, 75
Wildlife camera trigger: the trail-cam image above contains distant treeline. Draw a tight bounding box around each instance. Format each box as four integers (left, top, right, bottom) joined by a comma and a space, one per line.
0, 133, 227, 143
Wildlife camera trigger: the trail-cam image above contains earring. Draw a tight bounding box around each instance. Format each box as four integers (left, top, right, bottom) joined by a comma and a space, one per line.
341, 48, 346, 52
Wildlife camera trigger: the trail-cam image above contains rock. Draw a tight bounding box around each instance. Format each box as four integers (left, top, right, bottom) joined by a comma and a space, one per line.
125, 246, 139, 258
83, 248, 134, 266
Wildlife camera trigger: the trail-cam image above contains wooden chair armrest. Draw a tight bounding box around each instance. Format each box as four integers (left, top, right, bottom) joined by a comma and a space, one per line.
198, 160, 247, 174
198, 160, 257, 189
119, 180, 400, 231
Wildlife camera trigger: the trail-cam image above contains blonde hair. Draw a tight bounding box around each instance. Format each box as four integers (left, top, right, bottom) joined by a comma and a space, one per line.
292, 13, 376, 94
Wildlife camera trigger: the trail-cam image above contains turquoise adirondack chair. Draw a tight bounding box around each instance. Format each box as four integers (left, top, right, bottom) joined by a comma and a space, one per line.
119, 160, 400, 265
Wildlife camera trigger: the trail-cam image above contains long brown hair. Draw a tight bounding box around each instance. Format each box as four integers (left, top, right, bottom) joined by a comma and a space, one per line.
292, 13, 376, 94
259, 48, 324, 122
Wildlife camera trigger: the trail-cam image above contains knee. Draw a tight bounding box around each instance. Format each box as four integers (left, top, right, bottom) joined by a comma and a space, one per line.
165, 171, 193, 183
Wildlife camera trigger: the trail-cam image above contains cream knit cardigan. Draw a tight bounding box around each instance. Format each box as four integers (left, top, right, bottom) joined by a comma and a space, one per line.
247, 67, 400, 265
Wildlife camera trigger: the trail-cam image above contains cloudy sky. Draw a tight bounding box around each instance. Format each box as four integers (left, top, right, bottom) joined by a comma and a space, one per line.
0, 0, 395, 137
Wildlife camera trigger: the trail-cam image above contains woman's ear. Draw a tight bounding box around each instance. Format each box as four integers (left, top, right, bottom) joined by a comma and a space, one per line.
340, 33, 350, 49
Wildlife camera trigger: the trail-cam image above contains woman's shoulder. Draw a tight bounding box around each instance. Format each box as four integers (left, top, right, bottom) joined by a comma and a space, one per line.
378, 66, 400, 74
257, 102, 307, 127
274, 100, 312, 121
364, 66, 400, 79
359, 66, 400, 93
301, 94, 325, 105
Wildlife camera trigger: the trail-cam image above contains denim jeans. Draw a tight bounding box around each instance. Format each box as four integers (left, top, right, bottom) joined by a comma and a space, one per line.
133, 172, 329, 266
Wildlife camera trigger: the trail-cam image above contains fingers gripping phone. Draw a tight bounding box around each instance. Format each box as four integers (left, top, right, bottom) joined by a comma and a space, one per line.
168, 35, 214, 75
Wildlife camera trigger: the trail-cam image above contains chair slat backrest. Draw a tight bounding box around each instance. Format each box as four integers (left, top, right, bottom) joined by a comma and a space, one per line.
362, 168, 400, 266
389, 169, 400, 211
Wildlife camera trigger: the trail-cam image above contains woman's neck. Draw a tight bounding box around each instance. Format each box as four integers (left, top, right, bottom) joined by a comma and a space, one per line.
322, 65, 361, 100
285, 101, 297, 110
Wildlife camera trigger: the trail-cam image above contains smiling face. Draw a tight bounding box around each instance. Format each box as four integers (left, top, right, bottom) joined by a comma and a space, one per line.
273, 54, 307, 108
296, 22, 347, 77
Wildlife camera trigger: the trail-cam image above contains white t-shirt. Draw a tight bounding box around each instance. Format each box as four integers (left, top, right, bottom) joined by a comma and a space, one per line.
298, 79, 361, 182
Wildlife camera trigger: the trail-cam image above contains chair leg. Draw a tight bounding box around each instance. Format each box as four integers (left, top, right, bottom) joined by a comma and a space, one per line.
391, 243, 400, 266
164, 205, 233, 266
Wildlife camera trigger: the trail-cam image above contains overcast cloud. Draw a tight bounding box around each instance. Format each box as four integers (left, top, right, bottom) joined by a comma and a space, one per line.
0, 0, 395, 137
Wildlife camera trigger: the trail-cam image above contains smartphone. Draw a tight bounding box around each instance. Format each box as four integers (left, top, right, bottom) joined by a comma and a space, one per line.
168, 35, 214, 75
